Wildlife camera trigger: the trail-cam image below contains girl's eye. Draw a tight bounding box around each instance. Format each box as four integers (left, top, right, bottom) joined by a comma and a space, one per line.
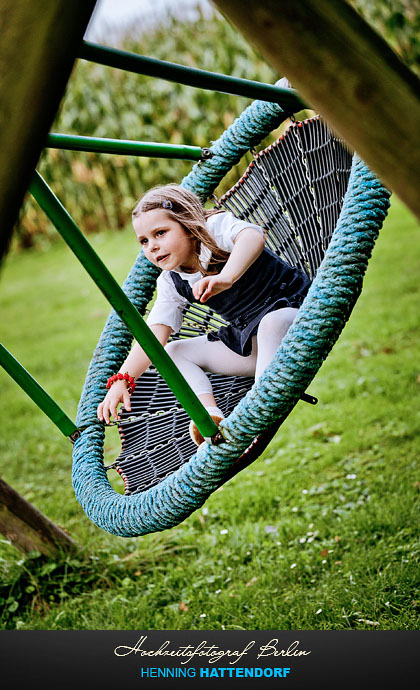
156, 229, 166, 237
140, 238, 148, 245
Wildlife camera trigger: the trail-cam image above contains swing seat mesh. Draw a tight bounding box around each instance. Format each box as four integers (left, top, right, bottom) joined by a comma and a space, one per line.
112, 116, 352, 496
73, 96, 390, 537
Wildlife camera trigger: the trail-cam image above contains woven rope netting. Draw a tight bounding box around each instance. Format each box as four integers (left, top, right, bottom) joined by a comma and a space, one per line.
73, 98, 390, 537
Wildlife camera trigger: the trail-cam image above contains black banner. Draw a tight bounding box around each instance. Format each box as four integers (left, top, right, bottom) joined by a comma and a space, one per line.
0, 630, 418, 688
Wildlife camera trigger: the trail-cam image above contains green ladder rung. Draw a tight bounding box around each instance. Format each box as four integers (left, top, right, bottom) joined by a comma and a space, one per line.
47, 134, 210, 161
79, 41, 307, 112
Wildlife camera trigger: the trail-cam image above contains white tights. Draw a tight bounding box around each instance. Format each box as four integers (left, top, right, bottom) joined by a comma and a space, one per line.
165, 307, 298, 398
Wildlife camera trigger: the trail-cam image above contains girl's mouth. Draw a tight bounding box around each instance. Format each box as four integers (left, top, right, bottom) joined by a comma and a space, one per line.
157, 254, 170, 264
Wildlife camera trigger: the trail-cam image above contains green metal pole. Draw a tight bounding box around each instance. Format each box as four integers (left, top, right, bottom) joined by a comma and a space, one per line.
0, 343, 78, 438
29, 171, 219, 440
47, 133, 208, 161
79, 41, 308, 113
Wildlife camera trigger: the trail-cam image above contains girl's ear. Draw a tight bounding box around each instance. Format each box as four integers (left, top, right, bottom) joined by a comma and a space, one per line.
183, 227, 198, 243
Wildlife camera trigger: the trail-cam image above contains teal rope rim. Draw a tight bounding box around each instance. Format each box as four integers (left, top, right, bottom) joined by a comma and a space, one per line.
73, 100, 390, 537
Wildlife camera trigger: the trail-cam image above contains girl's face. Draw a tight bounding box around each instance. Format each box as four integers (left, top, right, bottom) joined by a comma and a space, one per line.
133, 209, 196, 271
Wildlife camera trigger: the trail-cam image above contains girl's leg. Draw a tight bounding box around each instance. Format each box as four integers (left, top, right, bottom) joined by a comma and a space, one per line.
165, 335, 257, 408
166, 335, 258, 444
166, 308, 298, 402
255, 307, 298, 380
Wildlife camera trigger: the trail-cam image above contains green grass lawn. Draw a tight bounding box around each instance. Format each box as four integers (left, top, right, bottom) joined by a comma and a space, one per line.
0, 198, 419, 630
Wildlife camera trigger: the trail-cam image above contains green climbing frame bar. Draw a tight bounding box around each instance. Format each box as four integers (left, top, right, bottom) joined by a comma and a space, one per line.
79, 41, 307, 112
29, 171, 219, 440
47, 134, 209, 161
0, 343, 78, 439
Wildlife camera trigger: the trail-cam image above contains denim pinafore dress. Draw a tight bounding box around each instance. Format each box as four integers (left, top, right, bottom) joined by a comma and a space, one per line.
170, 247, 311, 357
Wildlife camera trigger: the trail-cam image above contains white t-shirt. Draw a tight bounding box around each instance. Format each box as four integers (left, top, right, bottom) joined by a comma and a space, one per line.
146, 211, 264, 334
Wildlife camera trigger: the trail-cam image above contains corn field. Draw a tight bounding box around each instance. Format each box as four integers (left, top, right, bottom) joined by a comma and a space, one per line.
13, 1, 420, 249
15, 9, 280, 249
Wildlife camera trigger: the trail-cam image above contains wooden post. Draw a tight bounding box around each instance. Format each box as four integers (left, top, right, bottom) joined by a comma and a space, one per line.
0, 0, 96, 260
0, 476, 77, 557
214, 0, 420, 221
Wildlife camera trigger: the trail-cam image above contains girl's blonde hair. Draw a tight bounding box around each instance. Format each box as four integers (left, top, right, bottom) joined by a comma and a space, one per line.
132, 184, 229, 275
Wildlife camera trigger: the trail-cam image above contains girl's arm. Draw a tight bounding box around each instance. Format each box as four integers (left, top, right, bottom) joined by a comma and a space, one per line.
193, 227, 265, 303
97, 323, 172, 424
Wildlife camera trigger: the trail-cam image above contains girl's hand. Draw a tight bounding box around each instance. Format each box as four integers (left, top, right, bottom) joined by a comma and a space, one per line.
97, 379, 132, 425
192, 275, 233, 303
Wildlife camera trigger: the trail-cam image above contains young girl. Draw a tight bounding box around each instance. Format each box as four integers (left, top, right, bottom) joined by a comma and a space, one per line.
97, 184, 311, 444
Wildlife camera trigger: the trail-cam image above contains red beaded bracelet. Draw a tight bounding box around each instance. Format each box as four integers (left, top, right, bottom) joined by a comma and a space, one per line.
106, 372, 136, 395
